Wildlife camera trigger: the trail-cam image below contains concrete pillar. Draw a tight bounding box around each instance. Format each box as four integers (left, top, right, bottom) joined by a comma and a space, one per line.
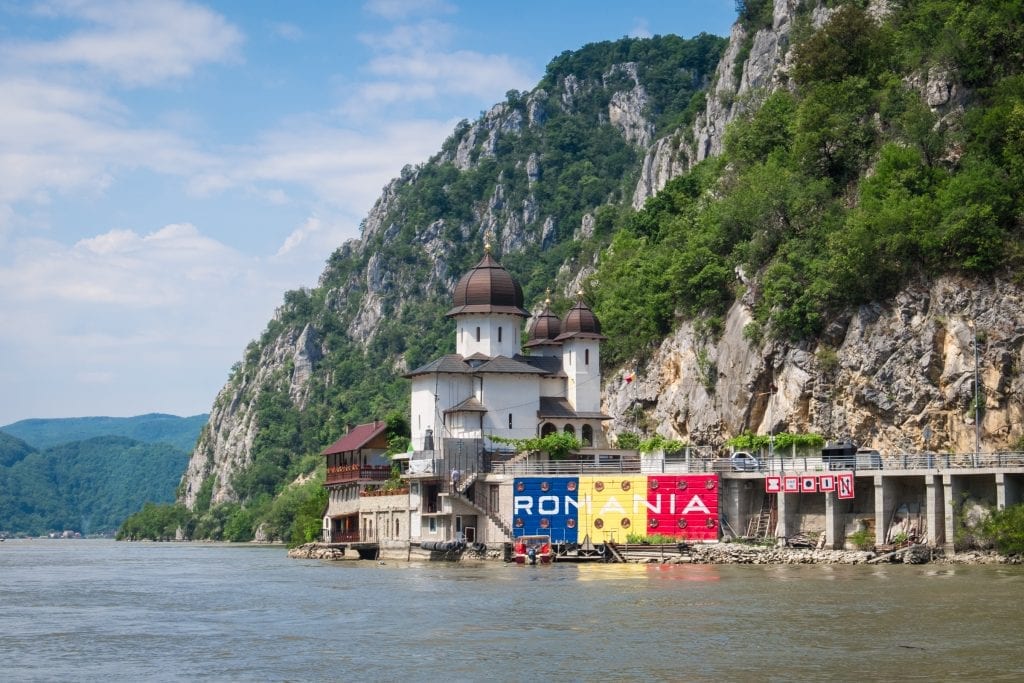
925, 475, 945, 548
824, 492, 845, 550
996, 472, 1006, 509
724, 479, 749, 540
873, 475, 886, 545
943, 474, 958, 553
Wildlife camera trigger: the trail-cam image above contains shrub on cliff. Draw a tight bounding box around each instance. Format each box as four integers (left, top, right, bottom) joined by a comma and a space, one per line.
980, 504, 1024, 556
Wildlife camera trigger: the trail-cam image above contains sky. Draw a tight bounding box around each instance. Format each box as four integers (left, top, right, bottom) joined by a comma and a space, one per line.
0, 0, 737, 426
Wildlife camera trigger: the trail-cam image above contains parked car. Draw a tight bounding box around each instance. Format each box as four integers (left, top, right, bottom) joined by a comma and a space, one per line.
730, 451, 762, 472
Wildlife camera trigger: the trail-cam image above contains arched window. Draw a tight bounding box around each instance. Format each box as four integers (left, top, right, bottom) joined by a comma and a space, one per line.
585, 348, 590, 365
508, 413, 513, 429
541, 422, 557, 437
498, 326, 503, 342
476, 326, 481, 342
395, 518, 400, 538
563, 424, 576, 437
582, 424, 594, 446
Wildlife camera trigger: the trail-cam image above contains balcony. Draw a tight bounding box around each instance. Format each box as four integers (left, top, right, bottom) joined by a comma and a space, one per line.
330, 530, 360, 543
325, 464, 391, 486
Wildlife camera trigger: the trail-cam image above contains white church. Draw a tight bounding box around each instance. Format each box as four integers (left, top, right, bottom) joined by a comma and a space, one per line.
406, 243, 610, 457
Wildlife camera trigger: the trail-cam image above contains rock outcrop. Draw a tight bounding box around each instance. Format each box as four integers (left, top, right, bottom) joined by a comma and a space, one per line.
605, 274, 1024, 455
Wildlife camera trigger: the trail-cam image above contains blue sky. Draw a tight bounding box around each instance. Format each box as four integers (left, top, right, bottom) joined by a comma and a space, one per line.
0, 0, 736, 426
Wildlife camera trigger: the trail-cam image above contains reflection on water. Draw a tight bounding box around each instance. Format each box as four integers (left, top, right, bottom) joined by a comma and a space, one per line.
1, 540, 1023, 682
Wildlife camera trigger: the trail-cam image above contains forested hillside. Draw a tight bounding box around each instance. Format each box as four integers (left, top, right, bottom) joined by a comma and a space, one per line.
125, 0, 1022, 544
1, 413, 208, 452
0, 436, 190, 536
593, 1, 1024, 363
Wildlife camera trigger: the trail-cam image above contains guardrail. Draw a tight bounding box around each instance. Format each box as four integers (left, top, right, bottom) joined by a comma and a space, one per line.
490, 452, 1024, 476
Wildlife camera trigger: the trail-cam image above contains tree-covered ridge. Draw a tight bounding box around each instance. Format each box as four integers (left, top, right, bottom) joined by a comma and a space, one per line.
0, 431, 35, 468
178, 32, 727, 543
592, 1, 1024, 364
0, 436, 189, 536
1, 413, 208, 452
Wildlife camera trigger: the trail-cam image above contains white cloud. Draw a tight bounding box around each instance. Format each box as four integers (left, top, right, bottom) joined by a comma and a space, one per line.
0, 221, 291, 423
364, 0, 455, 21
0, 77, 212, 209
275, 214, 358, 259
347, 16, 534, 113
6, 0, 243, 86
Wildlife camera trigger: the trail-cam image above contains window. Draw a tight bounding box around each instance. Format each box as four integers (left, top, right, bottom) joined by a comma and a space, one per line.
564, 424, 576, 437
428, 518, 437, 533
582, 424, 594, 446
476, 326, 481, 342
508, 413, 513, 429
498, 326, 503, 342
585, 348, 590, 365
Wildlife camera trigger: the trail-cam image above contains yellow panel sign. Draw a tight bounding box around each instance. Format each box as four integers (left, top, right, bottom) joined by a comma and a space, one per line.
575, 475, 646, 543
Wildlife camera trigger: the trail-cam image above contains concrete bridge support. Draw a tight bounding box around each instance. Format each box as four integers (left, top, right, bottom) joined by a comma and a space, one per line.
924, 475, 946, 549
824, 492, 845, 550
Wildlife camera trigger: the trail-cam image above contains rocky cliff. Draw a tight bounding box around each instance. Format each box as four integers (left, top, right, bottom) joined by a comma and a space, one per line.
606, 274, 1024, 454
179, 1, 1024, 518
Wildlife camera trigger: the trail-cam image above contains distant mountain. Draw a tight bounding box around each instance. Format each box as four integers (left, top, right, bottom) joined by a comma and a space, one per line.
0, 435, 190, 536
1, 413, 208, 453
0, 432, 36, 468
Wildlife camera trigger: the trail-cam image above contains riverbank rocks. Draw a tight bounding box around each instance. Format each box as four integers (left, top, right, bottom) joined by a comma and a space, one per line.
288, 543, 347, 560
664, 542, 876, 565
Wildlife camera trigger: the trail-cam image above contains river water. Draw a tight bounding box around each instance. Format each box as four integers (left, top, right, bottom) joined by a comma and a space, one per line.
2, 540, 1022, 682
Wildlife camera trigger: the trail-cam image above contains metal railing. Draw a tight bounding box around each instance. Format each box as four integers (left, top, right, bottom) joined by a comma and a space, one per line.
493, 451, 1024, 476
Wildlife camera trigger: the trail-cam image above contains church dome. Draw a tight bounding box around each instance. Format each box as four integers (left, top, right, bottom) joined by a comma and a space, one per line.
525, 299, 562, 346
446, 249, 529, 318
556, 291, 605, 340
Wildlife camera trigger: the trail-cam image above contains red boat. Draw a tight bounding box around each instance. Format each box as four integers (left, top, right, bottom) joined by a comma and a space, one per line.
514, 535, 552, 565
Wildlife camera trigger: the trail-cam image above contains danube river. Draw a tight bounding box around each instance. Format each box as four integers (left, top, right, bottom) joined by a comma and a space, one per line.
2, 540, 1022, 682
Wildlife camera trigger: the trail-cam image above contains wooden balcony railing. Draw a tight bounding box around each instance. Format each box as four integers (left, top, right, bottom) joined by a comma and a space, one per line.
325, 464, 391, 485
331, 531, 360, 543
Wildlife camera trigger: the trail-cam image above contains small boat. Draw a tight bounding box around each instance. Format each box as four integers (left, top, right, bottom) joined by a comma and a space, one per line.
513, 535, 552, 565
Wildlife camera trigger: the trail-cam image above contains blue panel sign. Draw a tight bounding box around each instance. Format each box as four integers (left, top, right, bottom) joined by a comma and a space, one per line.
512, 477, 579, 543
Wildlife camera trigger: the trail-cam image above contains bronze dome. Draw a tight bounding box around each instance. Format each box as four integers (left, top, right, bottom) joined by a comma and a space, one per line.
555, 293, 605, 340
446, 251, 529, 318
525, 300, 562, 346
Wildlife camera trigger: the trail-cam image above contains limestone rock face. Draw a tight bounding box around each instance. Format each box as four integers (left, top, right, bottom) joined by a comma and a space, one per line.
181, 321, 325, 508
634, 0, 816, 208
604, 275, 1024, 455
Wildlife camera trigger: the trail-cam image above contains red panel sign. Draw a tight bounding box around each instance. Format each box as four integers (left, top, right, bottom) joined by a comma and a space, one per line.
819, 474, 836, 492
800, 475, 818, 493
837, 472, 855, 499
783, 476, 800, 493
765, 476, 782, 494
646, 475, 719, 541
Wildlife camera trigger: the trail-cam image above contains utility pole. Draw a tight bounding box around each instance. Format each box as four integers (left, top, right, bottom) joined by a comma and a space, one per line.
974, 327, 981, 456
970, 320, 981, 456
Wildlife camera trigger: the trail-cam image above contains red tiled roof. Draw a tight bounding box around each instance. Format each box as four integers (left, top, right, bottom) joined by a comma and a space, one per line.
321, 421, 387, 455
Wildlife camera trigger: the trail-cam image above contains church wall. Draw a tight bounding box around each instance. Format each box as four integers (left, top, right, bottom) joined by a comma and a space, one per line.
410, 374, 474, 446
480, 374, 541, 440
455, 313, 523, 357
564, 339, 602, 412
539, 376, 564, 398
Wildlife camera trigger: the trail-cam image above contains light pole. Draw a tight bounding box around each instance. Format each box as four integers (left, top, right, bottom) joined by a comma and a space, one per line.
969, 320, 981, 457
